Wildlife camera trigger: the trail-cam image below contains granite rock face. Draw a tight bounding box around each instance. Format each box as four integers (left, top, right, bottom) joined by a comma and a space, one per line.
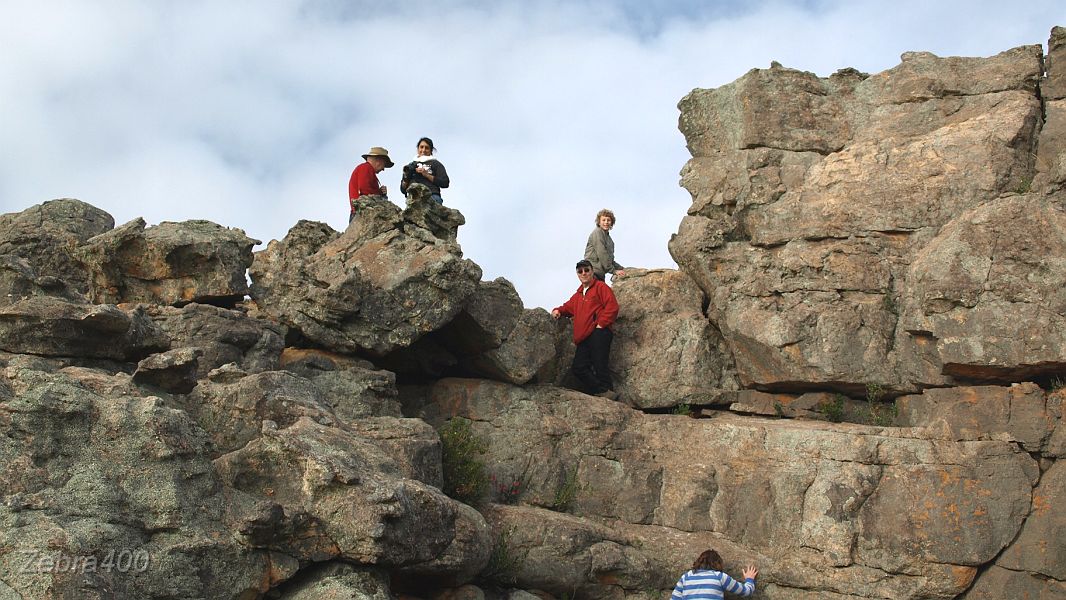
426, 378, 1038, 599
610, 269, 738, 409
77, 218, 258, 306
2, 27, 1065, 600
0, 198, 114, 296
670, 44, 1056, 392
0, 296, 168, 360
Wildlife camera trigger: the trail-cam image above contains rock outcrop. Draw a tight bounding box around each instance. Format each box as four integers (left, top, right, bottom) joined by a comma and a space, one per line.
1, 25, 1064, 600
669, 44, 1057, 393
76, 218, 258, 306
249, 195, 482, 356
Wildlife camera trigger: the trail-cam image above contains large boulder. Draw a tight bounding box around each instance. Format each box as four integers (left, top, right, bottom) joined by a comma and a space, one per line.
0, 199, 114, 295
396, 277, 554, 385
897, 195, 1066, 384
76, 218, 258, 306
249, 196, 482, 356
214, 416, 491, 580
458, 307, 556, 385
1045, 26, 1066, 101
0, 254, 84, 307
146, 302, 285, 378
424, 378, 1039, 599
279, 348, 403, 419
0, 354, 487, 598
610, 269, 738, 409
0, 365, 289, 600
670, 44, 1050, 392
436, 277, 523, 355
0, 296, 168, 360
896, 383, 1059, 453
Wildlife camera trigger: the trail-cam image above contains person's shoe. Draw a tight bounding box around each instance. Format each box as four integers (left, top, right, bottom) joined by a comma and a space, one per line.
596, 390, 618, 400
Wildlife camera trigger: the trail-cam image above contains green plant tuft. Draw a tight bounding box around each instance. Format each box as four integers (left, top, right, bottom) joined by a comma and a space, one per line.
483, 526, 527, 584
672, 402, 692, 416
439, 417, 488, 505
859, 383, 897, 426
1014, 175, 1033, 194
820, 394, 846, 423
551, 465, 582, 512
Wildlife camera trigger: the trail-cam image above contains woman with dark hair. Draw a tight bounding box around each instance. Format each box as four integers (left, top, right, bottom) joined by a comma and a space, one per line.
584, 208, 625, 282
400, 137, 450, 204
670, 549, 758, 599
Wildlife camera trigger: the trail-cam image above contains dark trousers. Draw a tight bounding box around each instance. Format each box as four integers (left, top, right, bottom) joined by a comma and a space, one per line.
572, 328, 613, 394
594, 273, 605, 281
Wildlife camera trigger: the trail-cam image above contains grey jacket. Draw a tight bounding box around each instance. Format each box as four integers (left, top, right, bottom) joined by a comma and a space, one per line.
584, 227, 623, 276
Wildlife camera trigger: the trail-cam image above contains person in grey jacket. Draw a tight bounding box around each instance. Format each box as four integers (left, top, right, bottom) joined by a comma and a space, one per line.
584, 208, 626, 281
399, 137, 450, 204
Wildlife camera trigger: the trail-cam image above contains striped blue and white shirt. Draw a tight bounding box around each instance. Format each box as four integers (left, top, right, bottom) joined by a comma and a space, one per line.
670, 569, 755, 600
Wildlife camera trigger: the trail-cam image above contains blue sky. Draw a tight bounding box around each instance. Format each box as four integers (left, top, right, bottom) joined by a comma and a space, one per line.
1, 0, 1062, 308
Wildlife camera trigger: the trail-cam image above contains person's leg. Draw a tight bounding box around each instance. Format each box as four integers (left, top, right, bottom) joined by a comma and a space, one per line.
349, 211, 356, 224
570, 338, 600, 394
589, 328, 614, 393
430, 193, 443, 204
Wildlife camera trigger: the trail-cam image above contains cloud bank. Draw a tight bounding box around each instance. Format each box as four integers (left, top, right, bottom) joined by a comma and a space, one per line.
1, 0, 1061, 307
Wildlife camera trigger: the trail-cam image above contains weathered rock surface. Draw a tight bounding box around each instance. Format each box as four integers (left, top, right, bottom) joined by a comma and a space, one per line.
426, 278, 556, 385
249, 196, 482, 355
896, 383, 1060, 453
146, 302, 286, 378
0, 198, 114, 295
132, 346, 203, 393
215, 416, 490, 577
610, 269, 738, 409
424, 378, 1038, 599
670, 44, 1054, 392
1045, 26, 1066, 100
280, 347, 403, 419
274, 563, 391, 600
897, 195, 1066, 384
76, 217, 258, 306
0, 365, 285, 599
0, 254, 85, 307
0, 296, 168, 360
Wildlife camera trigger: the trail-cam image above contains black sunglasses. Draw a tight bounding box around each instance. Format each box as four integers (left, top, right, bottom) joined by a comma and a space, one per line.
576, 267, 592, 273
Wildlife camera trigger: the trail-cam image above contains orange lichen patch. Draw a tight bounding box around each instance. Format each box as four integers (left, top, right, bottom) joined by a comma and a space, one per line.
1031, 492, 1051, 515
938, 469, 963, 487
951, 565, 977, 588
278, 347, 361, 370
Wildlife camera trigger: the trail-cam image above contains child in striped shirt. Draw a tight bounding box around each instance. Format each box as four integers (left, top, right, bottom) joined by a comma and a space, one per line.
670, 549, 758, 599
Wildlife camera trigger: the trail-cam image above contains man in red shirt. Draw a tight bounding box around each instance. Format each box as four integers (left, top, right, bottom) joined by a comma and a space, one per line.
552, 259, 620, 400
348, 146, 394, 222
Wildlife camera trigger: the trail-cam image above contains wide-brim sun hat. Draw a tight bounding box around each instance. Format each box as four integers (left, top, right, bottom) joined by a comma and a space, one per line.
362, 146, 394, 168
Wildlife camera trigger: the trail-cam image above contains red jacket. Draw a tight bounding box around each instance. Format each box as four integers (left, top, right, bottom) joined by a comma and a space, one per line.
554, 279, 619, 344
349, 161, 382, 209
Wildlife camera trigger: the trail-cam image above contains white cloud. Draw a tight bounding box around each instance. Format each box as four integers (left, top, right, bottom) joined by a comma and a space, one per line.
1, 0, 1061, 308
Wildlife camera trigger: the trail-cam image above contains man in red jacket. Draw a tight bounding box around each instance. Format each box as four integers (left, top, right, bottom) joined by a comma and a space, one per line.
552, 259, 620, 400
348, 146, 394, 222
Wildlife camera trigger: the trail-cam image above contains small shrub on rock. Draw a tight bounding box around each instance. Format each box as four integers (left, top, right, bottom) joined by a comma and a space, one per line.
439, 417, 488, 505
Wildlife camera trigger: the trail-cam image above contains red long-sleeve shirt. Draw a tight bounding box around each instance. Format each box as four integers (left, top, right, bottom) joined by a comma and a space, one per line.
553, 279, 619, 344
348, 161, 382, 209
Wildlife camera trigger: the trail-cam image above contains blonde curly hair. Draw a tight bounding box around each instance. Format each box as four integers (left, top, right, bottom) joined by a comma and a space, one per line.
595, 209, 616, 228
